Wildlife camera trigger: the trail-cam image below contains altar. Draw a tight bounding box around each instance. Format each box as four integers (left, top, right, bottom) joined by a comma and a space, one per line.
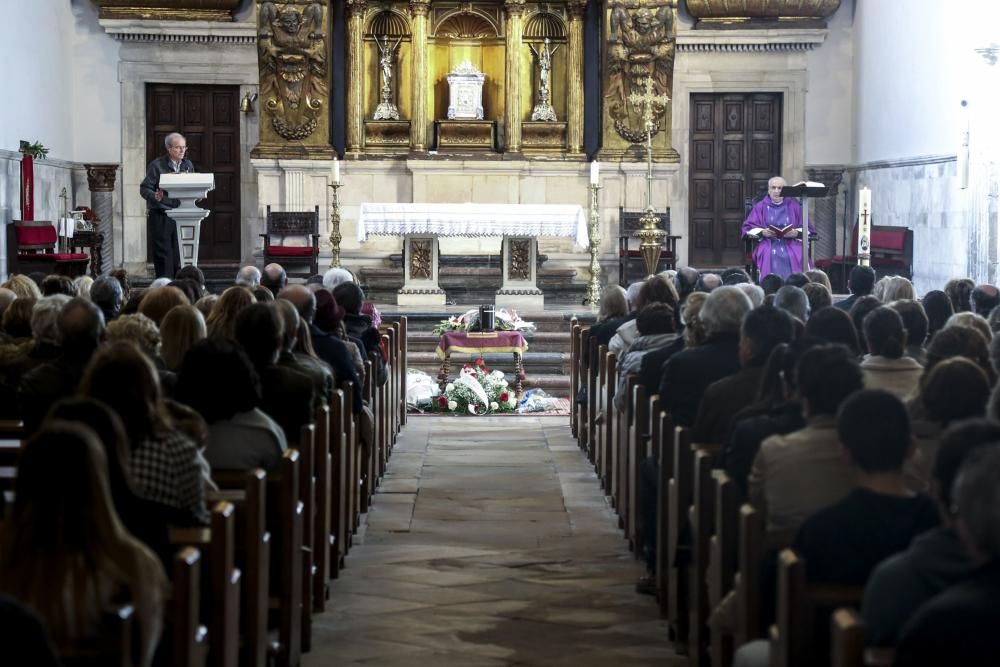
357, 203, 588, 308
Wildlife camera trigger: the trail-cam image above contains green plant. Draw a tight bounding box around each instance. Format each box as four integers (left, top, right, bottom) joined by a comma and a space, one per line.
18, 140, 48, 159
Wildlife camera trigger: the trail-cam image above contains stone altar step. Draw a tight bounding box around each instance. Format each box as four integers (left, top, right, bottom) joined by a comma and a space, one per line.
381, 309, 595, 334
406, 330, 572, 353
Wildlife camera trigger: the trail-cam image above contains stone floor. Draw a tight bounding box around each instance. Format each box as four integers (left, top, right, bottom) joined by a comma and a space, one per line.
304, 415, 682, 666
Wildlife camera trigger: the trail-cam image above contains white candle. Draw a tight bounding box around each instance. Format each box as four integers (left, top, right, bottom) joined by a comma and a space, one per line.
590, 161, 599, 185
858, 187, 871, 260
333, 158, 341, 184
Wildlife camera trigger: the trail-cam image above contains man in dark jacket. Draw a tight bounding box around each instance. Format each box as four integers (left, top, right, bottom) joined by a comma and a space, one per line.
139, 132, 193, 278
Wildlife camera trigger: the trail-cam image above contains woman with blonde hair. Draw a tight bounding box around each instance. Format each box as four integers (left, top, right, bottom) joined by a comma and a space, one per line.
0, 422, 167, 666
1, 274, 41, 300
205, 286, 254, 340
160, 305, 207, 371
138, 286, 190, 327
681, 291, 710, 348
598, 285, 628, 323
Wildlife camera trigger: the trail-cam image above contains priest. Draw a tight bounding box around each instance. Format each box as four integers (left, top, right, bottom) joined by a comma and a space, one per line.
742, 176, 815, 280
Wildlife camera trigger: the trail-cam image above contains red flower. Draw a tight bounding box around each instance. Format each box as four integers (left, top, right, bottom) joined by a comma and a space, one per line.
476, 358, 485, 366
500, 392, 509, 402
438, 395, 448, 407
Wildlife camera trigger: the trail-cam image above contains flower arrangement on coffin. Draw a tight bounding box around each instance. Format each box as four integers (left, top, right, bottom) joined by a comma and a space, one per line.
433, 358, 518, 415
432, 308, 537, 337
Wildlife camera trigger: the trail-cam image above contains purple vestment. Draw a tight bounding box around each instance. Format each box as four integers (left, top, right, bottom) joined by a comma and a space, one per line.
741, 197, 815, 279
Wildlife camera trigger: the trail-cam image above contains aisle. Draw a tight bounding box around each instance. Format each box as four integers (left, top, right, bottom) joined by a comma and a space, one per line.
305, 416, 681, 666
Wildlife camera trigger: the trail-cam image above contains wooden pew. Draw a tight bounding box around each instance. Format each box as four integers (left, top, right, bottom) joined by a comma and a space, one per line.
831, 609, 865, 667
734, 502, 765, 647
268, 449, 304, 667
570, 321, 581, 440
667, 425, 693, 649
586, 336, 599, 465
613, 372, 637, 518
594, 343, 608, 475
173, 547, 209, 667
602, 350, 618, 495
359, 358, 374, 515
655, 410, 674, 616
638, 394, 661, 564
329, 389, 349, 573
398, 316, 408, 428
688, 447, 715, 667
707, 472, 740, 667
626, 382, 649, 553
341, 381, 359, 545
577, 327, 591, 454
769, 549, 864, 667
312, 404, 332, 611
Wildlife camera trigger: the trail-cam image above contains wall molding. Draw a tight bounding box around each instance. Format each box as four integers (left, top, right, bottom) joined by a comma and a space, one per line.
848, 154, 957, 172
676, 28, 827, 53
99, 18, 256, 45
0, 149, 82, 172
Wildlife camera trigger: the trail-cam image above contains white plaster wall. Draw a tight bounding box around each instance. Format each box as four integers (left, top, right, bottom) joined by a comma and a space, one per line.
805, 0, 853, 165
853, 0, 966, 163
70, 0, 123, 162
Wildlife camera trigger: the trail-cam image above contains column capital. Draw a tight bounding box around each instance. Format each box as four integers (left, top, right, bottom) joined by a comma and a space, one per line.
567, 0, 588, 19
504, 0, 527, 17
409, 0, 430, 17
85, 164, 119, 193
805, 166, 845, 193
346, 0, 367, 18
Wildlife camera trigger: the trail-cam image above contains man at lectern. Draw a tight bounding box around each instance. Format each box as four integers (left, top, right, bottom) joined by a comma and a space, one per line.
742, 176, 815, 280
140, 132, 193, 278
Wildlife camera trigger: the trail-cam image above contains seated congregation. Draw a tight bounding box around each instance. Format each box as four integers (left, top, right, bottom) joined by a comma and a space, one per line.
572, 263, 1000, 667
0, 261, 406, 666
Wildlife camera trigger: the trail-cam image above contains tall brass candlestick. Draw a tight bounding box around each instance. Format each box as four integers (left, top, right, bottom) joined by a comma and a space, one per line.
584, 182, 602, 308
328, 181, 343, 268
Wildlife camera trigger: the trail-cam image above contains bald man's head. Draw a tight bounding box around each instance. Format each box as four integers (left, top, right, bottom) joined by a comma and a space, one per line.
279, 284, 316, 323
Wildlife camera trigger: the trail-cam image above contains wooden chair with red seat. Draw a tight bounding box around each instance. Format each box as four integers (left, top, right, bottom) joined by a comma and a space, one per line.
7, 220, 90, 277
618, 207, 680, 285
815, 223, 914, 291
261, 206, 320, 279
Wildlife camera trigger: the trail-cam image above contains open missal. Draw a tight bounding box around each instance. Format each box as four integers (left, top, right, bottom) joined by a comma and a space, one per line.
746, 224, 798, 238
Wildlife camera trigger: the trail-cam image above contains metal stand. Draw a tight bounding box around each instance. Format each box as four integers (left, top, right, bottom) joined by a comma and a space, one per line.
584, 182, 602, 308
328, 181, 342, 268
629, 77, 670, 278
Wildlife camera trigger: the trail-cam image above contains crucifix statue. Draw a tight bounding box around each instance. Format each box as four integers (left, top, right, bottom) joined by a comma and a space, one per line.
627, 76, 671, 277
529, 38, 560, 121
373, 34, 402, 121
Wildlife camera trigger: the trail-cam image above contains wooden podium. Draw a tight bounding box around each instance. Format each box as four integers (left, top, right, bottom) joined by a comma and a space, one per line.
780, 181, 828, 271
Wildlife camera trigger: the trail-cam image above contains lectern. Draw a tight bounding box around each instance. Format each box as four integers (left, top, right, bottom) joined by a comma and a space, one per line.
780, 181, 828, 271
159, 173, 215, 268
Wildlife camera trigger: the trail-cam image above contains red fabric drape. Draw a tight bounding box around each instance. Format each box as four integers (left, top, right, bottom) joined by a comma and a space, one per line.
20, 154, 34, 221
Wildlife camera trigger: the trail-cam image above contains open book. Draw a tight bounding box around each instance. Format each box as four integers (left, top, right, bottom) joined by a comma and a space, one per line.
789, 181, 824, 188
745, 224, 799, 238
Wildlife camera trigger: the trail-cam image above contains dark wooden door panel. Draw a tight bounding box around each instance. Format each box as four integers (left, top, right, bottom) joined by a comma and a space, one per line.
146, 83, 241, 264
689, 93, 782, 267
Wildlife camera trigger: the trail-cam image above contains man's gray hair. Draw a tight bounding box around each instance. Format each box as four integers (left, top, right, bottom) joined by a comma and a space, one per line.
31, 294, 72, 344
954, 446, 1000, 558
90, 275, 123, 307
323, 267, 355, 289
236, 265, 262, 287
699, 286, 752, 336
626, 280, 646, 310
738, 283, 765, 309
164, 132, 184, 149
774, 285, 810, 322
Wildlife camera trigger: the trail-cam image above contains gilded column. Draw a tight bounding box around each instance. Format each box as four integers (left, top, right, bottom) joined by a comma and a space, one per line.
410, 1, 431, 152
85, 164, 118, 274
346, 0, 367, 153
503, 0, 526, 153
566, 1, 587, 155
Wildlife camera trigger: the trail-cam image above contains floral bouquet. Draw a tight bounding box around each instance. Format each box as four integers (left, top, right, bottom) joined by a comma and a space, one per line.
432, 308, 536, 337
433, 358, 518, 415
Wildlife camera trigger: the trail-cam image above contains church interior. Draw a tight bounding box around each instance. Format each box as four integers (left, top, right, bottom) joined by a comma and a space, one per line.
0, 0, 999, 666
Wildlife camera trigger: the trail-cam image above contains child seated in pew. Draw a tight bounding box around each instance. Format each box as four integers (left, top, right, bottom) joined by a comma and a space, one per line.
862, 419, 1000, 647
894, 447, 1000, 666
0, 422, 167, 667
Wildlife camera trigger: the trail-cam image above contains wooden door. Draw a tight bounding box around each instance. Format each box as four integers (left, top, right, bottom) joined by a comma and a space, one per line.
146, 83, 241, 263
689, 93, 782, 268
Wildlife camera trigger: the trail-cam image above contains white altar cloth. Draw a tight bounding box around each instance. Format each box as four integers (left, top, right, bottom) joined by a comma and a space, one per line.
357, 202, 589, 247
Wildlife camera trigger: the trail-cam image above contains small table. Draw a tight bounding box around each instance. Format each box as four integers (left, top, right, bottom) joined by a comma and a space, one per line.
69, 230, 105, 278
436, 330, 529, 396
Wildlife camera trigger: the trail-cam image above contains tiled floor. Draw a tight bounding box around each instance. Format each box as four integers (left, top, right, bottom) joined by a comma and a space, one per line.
305, 416, 681, 666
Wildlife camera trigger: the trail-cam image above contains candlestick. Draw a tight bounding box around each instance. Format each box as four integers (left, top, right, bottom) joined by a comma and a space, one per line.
584, 182, 602, 308
333, 158, 341, 184
590, 161, 599, 186
858, 187, 871, 267
328, 181, 343, 268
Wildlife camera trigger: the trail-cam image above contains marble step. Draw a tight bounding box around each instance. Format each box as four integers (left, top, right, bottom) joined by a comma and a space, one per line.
406, 331, 571, 353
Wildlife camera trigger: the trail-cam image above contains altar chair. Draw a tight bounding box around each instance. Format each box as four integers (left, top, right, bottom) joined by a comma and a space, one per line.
815, 223, 913, 291
261, 205, 320, 279
6, 220, 89, 277
618, 207, 680, 286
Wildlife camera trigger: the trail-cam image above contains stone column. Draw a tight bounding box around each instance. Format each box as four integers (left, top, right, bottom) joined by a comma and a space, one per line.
85, 164, 118, 275
503, 0, 526, 154
345, 0, 368, 153
806, 166, 845, 261
566, 1, 587, 155
409, 1, 431, 152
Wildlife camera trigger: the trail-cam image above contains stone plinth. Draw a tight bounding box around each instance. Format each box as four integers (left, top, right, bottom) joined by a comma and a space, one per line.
522, 122, 568, 154
365, 120, 411, 154
435, 121, 496, 152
